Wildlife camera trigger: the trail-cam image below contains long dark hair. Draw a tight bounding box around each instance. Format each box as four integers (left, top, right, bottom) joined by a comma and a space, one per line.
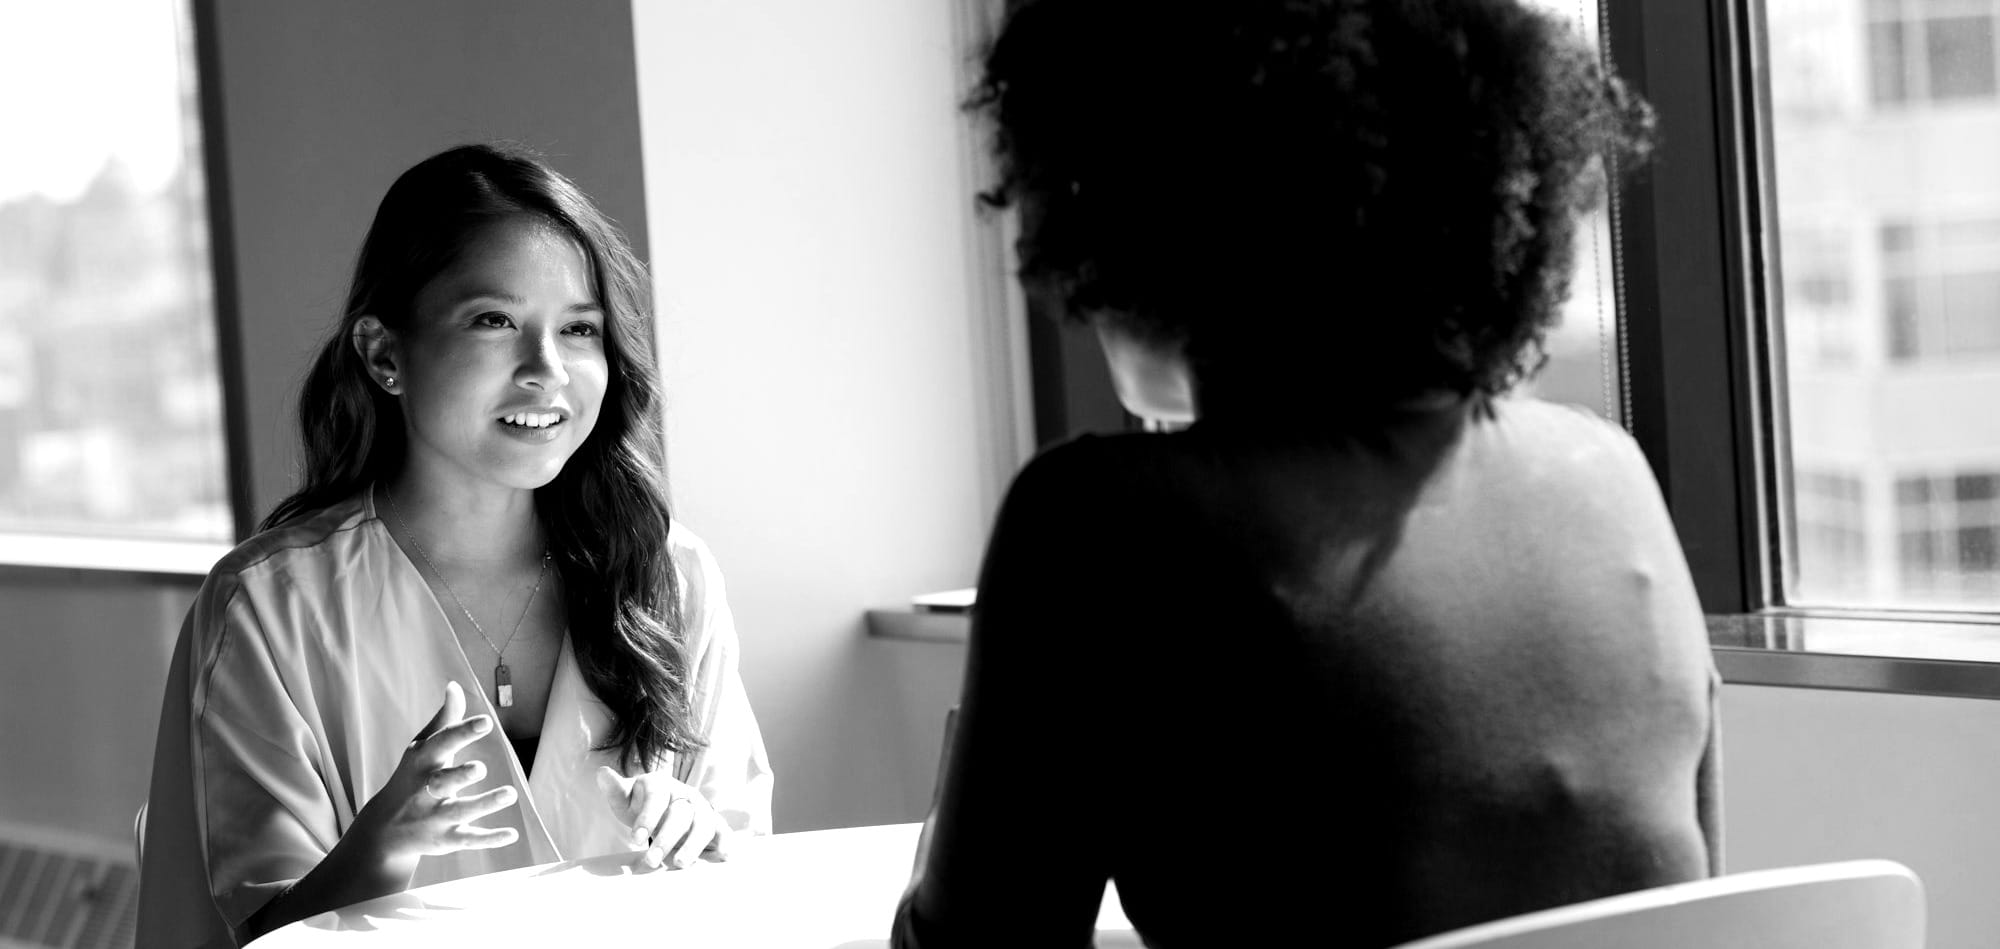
265, 142, 703, 769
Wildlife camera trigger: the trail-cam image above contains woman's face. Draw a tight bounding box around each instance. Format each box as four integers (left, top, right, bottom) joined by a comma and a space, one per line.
384, 216, 609, 496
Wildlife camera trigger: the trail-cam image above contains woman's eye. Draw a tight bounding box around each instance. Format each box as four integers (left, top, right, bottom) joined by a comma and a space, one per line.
473, 312, 513, 329
564, 322, 601, 338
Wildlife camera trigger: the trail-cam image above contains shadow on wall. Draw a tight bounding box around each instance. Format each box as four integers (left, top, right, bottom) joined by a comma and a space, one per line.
755, 623, 967, 833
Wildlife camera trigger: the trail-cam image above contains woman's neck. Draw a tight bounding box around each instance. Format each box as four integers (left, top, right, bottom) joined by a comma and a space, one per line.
378, 472, 544, 568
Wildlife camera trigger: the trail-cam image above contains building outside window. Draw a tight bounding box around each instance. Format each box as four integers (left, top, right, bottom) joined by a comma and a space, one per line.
1883, 217, 2000, 363
0, 1, 231, 552
1868, 0, 2000, 106
1894, 470, 2000, 603
1797, 469, 1871, 596
1784, 226, 1860, 368
1771, 0, 2000, 612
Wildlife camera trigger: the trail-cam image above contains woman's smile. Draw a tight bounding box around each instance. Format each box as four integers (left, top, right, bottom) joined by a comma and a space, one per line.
496, 414, 568, 441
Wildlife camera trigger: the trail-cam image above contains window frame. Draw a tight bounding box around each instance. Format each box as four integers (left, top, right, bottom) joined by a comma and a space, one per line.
1605, 0, 1785, 617
193, 0, 257, 547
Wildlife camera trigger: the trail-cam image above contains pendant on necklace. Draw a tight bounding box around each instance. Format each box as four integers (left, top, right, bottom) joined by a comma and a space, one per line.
495, 662, 514, 708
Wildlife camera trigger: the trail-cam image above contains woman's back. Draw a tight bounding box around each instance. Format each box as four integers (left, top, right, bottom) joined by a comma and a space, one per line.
925, 396, 1717, 947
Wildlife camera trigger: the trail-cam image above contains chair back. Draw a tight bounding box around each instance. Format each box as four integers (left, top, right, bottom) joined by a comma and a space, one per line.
1388, 860, 1923, 949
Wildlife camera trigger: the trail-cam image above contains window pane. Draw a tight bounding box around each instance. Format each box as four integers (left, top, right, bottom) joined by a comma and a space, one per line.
1886, 276, 1921, 360
1941, 270, 2000, 356
1925, 15, 1997, 99
1771, 0, 2000, 609
1869, 19, 1911, 104
1957, 472, 2000, 501
0, 2, 230, 543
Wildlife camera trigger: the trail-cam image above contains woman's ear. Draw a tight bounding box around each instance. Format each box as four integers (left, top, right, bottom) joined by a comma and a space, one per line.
1094, 321, 1194, 424
352, 316, 402, 394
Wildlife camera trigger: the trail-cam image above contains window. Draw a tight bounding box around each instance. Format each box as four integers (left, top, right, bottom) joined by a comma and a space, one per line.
0, 0, 233, 556
1587, 0, 2000, 684
1796, 469, 1870, 598
1882, 217, 2000, 363
1868, 0, 2000, 106
1894, 470, 2000, 603
1761, 0, 2000, 614
1783, 227, 1859, 368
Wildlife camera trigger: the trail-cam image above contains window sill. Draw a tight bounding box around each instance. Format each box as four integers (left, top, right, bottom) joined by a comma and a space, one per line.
867, 607, 2000, 700
865, 608, 970, 644
1710, 612, 2000, 700
0, 533, 229, 582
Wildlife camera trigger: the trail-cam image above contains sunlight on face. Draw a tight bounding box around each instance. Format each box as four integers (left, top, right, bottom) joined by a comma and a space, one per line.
395, 217, 609, 496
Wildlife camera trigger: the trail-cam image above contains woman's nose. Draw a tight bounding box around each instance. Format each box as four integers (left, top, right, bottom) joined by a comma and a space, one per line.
516, 330, 570, 390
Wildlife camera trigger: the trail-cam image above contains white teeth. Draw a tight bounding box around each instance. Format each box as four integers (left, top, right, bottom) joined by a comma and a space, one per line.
502, 412, 561, 429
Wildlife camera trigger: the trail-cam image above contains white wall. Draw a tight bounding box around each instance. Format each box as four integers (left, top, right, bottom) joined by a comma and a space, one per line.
1721, 683, 2000, 949
631, 0, 1012, 830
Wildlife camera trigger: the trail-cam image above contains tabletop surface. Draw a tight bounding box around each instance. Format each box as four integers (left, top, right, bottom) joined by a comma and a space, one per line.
255, 822, 1136, 948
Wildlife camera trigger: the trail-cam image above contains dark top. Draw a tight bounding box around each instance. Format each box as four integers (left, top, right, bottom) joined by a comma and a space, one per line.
892, 398, 1721, 948
509, 734, 539, 778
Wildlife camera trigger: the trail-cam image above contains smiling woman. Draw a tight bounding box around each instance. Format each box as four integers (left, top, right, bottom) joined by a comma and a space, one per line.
138, 144, 773, 949
354, 217, 609, 494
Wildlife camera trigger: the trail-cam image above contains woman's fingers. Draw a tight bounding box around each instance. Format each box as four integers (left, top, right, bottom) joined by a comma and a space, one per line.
419, 714, 493, 765
645, 796, 697, 869
444, 823, 521, 851
629, 782, 675, 851
428, 759, 487, 797
600, 769, 722, 868
414, 681, 467, 743
668, 808, 718, 869
439, 784, 518, 825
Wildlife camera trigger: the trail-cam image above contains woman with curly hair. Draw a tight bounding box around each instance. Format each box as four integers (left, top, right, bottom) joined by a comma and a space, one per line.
894, 0, 1718, 945
139, 143, 771, 947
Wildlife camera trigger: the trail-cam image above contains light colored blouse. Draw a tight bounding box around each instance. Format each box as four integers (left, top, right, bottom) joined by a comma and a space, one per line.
138, 490, 773, 949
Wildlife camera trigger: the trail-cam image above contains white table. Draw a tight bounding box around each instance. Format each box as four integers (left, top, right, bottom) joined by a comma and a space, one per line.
256, 823, 1137, 948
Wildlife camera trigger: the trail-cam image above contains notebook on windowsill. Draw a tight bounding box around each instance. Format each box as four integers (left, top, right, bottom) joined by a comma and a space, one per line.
911, 587, 976, 614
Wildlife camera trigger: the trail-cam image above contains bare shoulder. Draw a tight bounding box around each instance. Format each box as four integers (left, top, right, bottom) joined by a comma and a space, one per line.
1481, 397, 1662, 504
1488, 396, 1647, 459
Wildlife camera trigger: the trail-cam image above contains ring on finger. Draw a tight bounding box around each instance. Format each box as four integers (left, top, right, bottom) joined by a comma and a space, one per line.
423, 771, 450, 803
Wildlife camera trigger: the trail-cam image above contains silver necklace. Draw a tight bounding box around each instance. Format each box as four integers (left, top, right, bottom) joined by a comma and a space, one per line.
384, 487, 549, 708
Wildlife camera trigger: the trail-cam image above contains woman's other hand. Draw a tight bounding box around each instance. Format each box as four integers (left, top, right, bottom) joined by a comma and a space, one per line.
354, 681, 521, 868
595, 765, 732, 869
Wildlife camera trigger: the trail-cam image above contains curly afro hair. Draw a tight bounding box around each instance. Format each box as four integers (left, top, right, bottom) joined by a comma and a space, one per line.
969, 0, 1655, 417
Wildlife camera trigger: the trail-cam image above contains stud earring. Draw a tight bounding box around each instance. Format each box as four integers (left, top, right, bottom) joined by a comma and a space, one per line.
384, 376, 397, 390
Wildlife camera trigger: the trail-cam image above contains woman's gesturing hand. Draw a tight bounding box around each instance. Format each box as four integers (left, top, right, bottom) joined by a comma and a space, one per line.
356, 681, 520, 866
596, 765, 732, 870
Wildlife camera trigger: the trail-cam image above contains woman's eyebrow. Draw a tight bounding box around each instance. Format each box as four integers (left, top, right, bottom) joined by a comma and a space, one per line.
451, 288, 602, 313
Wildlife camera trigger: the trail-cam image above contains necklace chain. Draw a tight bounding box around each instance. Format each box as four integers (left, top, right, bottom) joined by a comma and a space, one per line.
382, 486, 549, 664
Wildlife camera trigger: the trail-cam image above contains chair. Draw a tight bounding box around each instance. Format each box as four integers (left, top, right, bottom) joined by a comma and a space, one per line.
1387, 860, 1923, 949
